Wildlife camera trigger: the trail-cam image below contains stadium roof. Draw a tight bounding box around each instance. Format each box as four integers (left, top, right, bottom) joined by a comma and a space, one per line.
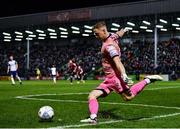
0, 0, 143, 17
1, 12, 180, 43
0, 0, 180, 42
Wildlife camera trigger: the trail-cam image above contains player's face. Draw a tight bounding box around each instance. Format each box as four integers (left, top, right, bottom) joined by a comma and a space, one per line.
10, 56, 13, 60
93, 27, 107, 40
69, 60, 72, 63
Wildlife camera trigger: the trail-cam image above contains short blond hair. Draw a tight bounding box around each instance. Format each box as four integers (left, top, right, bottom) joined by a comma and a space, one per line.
93, 21, 106, 30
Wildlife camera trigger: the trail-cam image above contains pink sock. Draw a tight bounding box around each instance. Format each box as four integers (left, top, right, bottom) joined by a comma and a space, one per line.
130, 80, 148, 96
89, 99, 98, 115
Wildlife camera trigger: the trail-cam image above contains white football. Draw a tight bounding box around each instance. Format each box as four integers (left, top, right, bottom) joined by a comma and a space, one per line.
38, 106, 54, 120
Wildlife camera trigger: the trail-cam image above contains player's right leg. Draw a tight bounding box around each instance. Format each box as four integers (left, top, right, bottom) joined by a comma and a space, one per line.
53, 76, 56, 84
16, 74, 22, 85
10, 74, 15, 85
70, 72, 74, 84
52, 75, 56, 84
121, 75, 163, 101
77, 75, 80, 84
80, 89, 104, 124
36, 74, 40, 80
80, 74, 85, 83
145, 75, 163, 82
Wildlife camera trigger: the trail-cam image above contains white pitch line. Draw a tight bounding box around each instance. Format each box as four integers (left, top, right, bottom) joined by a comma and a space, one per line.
49, 112, 180, 128
62, 119, 124, 128
14, 89, 180, 128
15, 92, 89, 99
16, 95, 180, 110
101, 101, 180, 110
15, 85, 180, 99
146, 86, 180, 91
139, 112, 180, 120
15, 86, 180, 111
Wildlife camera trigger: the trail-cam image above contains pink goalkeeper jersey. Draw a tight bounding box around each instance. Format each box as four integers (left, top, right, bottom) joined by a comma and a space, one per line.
101, 33, 121, 77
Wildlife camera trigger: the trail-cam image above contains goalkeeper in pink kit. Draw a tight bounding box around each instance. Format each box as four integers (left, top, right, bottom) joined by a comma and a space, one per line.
80, 21, 163, 123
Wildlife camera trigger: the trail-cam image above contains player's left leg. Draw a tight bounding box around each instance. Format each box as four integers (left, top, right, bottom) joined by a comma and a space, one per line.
121, 75, 163, 101
80, 89, 104, 124
80, 77, 113, 124
77, 74, 80, 84
80, 74, 85, 83
16, 74, 22, 85
53, 76, 56, 84
70, 76, 73, 84
36, 74, 40, 80
70, 72, 74, 84
10, 74, 15, 85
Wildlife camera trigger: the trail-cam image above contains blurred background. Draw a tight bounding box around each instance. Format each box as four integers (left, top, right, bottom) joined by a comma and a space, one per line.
0, 0, 179, 81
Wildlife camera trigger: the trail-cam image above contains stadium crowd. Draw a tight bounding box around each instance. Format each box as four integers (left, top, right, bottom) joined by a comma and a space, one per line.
0, 38, 179, 79
122, 38, 180, 74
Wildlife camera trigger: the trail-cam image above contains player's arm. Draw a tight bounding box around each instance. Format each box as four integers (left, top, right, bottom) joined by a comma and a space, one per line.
116, 28, 128, 38
80, 70, 83, 74
112, 56, 128, 81
73, 64, 77, 73
68, 63, 70, 68
106, 45, 128, 82
7, 65, 10, 74
16, 62, 18, 70
113, 57, 133, 85
79, 68, 83, 74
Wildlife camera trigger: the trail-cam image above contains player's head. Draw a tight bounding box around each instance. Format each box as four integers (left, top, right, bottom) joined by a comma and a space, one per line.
93, 21, 109, 41
71, 58, 75, 63
9, 55, 13, 60
69, 60, 72, 63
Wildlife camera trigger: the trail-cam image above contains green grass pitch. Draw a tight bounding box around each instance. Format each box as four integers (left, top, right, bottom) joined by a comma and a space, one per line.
0, 80, 180, 128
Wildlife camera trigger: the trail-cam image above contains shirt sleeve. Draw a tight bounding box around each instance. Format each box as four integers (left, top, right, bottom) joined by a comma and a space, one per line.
106, 45, 119, 58
73, 63, 76, 68
114, 33, 120, 39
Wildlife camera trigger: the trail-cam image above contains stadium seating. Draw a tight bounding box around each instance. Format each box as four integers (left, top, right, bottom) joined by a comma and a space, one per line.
0, 38, 179, 79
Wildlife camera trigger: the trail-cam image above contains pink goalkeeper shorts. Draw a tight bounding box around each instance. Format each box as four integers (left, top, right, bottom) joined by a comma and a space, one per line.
96, 75, 129, 95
